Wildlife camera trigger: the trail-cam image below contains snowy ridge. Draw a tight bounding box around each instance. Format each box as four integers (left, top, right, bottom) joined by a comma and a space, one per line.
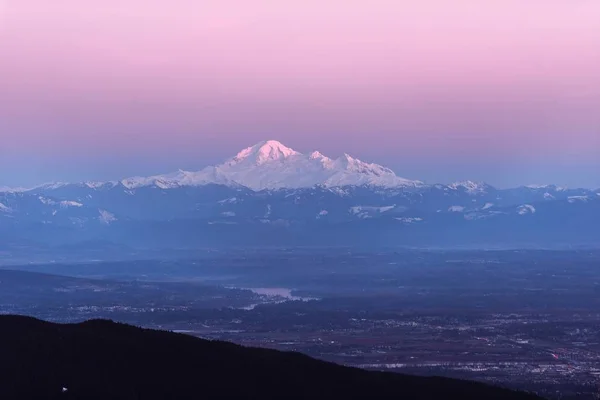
568, 196, 590, 203
526, 184, 567, 192
84, 181, 118, 189
0, 186, 26, 193
38, 197, 83, 208
33, 182, 71, 191
448, 181, 490, 194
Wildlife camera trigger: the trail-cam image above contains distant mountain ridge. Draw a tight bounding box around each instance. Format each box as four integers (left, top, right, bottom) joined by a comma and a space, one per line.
1, 140, 599, 250
1, 140, 596, 193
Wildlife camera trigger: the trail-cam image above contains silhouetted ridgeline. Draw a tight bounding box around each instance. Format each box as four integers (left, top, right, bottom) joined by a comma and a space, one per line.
0, 316, 542, 400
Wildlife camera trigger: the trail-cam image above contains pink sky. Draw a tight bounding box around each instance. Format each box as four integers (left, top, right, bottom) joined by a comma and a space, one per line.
0, 0, 599, 186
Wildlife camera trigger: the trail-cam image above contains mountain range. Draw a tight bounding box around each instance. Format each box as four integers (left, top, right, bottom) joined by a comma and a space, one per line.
1, 140, 599, 250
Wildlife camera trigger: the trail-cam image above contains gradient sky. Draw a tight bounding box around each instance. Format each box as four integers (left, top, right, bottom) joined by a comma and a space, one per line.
1, 0, 599, 188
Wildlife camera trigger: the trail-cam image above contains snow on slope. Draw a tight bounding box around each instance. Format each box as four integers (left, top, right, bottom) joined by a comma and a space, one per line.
1, 187, 17, 193
448, 181, 491, 194
121, 140, 422, 191
98, 210, 117, 224
518, 205, 536, 215
38, 197, 83, 208
526, 184, 567, 192
568, 196, 590, 203
121, 168, 236, 189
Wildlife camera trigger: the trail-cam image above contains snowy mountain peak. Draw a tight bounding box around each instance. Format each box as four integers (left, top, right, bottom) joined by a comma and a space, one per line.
196, 140, 421, 190
309, 151, 328, 160
232, 140, 300, 165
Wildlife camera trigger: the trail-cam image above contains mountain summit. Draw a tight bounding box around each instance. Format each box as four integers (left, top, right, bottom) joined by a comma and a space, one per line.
118, 140, 422, 191
232, 140, 300, 165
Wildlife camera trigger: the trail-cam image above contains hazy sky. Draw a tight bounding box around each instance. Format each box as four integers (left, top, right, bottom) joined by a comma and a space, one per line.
1, 0, 599, 188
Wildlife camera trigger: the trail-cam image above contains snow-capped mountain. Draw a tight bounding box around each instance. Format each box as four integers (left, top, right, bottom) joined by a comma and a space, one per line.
2, 141, 596, 196
116, 140, 423, 191
1, 139, 599, 251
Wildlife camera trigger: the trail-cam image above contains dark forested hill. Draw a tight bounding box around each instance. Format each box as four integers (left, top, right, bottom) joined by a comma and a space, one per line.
0, 316, 542, 400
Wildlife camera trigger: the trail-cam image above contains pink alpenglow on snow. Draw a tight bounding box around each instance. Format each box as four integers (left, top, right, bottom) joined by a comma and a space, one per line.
117, 140, 424, 191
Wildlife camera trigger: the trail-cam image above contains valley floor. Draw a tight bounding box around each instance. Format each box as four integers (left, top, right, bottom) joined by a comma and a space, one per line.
2, 249, 599, 399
